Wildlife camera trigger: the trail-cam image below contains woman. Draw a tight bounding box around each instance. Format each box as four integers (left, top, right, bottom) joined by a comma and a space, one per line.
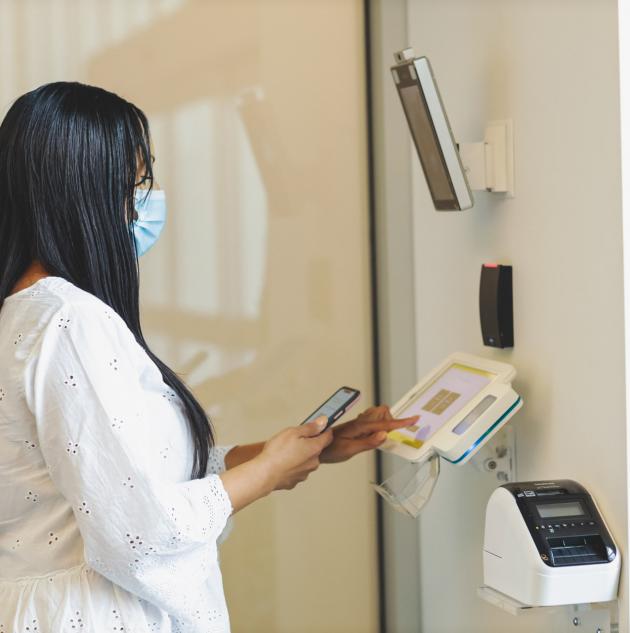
0, 82, 416, 633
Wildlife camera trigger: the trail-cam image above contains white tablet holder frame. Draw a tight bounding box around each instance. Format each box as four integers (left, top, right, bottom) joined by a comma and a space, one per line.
372, 352, 521, 518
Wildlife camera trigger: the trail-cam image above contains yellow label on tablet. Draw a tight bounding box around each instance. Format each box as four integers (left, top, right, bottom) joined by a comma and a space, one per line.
450, 363, 494, 378
388, 430, 423, 449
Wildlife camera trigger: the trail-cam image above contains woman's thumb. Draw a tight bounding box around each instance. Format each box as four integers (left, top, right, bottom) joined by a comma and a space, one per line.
299, 415, 328, 437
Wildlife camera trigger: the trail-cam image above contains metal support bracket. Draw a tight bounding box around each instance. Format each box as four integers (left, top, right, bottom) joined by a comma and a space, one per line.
478, 586, 619, 632
470, 425, 516, 483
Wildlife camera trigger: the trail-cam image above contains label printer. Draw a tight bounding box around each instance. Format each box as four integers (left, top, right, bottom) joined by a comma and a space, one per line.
483, 480, 620, 607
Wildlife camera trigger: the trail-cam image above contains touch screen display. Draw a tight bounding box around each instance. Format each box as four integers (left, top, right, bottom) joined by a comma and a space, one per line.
389, 364, 495, 449
536, 502, 585, 518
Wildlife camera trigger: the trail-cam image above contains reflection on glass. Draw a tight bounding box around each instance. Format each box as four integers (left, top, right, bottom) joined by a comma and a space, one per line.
0, 2, 375, 632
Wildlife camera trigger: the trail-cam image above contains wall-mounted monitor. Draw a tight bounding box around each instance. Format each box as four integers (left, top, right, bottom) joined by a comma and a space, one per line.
391, 50, 473, 211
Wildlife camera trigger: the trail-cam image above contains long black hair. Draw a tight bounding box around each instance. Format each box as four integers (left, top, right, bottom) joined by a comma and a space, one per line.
0, 81, 214, 478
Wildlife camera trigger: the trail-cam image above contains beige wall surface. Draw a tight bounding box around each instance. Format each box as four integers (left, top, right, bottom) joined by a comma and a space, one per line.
0, 1, 377, 632
388, 0, 627, 631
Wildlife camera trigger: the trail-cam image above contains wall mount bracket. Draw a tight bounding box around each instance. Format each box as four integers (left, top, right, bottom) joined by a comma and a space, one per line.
470, 425, 516, 483
459, 119, 515, 196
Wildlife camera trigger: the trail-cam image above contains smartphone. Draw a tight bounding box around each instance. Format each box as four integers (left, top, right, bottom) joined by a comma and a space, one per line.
301, 386, 361, 430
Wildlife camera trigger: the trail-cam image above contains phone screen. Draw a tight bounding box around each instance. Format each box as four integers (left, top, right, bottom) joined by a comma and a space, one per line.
301, 387, 360, 428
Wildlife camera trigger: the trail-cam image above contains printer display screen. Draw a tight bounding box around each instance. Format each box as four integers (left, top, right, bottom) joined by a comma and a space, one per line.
389, 363, 495, 449
536, 502, 585, 518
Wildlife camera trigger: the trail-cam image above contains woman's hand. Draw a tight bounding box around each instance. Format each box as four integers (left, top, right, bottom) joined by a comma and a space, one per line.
258, 417, 333, 490
320, 405, 419, 464
221, 417, 333, 512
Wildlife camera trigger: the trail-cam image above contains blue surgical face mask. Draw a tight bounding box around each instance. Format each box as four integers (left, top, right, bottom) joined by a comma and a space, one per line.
132, 188, 167, 257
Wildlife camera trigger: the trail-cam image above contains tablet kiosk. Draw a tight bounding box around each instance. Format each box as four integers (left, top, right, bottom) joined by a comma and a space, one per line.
380, 352, 522, 465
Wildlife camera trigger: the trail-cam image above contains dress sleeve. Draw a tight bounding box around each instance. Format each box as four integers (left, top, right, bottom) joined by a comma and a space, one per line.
23, 300, 233, 613
206, 445, 234, 475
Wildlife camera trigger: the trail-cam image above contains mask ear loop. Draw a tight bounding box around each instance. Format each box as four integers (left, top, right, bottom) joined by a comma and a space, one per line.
372, 452, 440, 518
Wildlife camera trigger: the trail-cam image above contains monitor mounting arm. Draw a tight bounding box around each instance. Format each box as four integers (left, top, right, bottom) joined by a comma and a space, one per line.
458, 120, 514, 196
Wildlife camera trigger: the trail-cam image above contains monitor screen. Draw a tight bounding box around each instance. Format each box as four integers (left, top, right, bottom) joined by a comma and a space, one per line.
399, 84, 455, 204
389, 363, 496, 448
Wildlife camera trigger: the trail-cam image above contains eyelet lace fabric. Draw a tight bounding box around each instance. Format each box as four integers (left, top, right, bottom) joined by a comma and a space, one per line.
0, 277, 234, 632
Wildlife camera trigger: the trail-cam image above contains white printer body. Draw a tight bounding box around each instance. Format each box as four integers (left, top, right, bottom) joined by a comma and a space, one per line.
483, 481, 620, 607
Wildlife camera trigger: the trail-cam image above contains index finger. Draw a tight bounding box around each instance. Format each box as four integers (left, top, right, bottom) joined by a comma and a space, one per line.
359, 415, 419, 434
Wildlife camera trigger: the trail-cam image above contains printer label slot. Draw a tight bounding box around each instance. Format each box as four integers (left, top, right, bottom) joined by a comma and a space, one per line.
546, 534, 609, 566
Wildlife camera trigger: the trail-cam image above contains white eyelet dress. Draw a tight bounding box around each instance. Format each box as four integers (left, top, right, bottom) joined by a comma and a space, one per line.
0, 277, 234, 633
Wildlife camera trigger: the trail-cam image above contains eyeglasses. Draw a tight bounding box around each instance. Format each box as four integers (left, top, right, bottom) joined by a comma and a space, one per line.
134, 153, 156, 188
134, 173, 153, 188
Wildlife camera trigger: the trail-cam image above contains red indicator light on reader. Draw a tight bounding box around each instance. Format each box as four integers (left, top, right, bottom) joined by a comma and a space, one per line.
483, 263, 499, 268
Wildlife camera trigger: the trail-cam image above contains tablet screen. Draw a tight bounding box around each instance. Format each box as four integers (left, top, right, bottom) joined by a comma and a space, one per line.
389, 363, 496, 448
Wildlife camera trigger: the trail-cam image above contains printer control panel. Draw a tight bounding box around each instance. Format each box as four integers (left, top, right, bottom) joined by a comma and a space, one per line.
502, 480, 616, 568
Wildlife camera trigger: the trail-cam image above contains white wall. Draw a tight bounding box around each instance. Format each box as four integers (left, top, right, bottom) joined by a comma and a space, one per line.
402, 1, 628, 631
